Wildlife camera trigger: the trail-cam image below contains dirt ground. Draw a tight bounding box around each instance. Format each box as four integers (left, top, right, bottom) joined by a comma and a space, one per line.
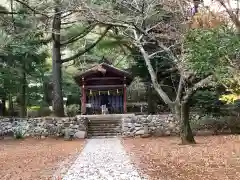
122, 135, 240, 180
0, 138, 85, 180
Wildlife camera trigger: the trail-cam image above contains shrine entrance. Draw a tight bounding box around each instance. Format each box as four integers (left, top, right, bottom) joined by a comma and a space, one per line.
85, 89, 124, 114
73, 63, 133, 115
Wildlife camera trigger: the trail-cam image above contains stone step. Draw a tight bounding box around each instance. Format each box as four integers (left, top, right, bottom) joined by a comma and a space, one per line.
88, 132, 120, 137
88, 127, 121, 131
88, 126, 121, 130
88, 123, 120, 127
88, 124, 121, 128
88, 120, 121, 124
87, 117, 122, 138
88, 127, 120, 131
79, 114, 125, 121
88, 135, 118, 139
88, 130, 121, 134
88, 123, 120, 126
88, 126, 120, 129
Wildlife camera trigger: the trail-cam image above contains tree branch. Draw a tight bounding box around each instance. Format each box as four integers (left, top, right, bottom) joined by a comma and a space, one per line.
29, 36, 52, 45
0, 10, 32, 15
60, 23, 97, 46
184, 75, 214, 101
175, 75, 184, 102
134, 30, 173, 106
61, 25, 112, 63
14, 0, 49, 18
217, 0, 240, 32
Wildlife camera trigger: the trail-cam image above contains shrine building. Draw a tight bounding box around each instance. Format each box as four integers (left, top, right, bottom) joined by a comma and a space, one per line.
73, 63, 133, 114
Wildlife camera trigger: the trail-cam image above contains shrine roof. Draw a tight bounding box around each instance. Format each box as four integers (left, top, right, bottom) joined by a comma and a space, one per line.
73, 63, 133, 86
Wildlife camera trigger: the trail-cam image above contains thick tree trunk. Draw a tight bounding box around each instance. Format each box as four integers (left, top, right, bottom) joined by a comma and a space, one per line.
175, 102, 196, 145
20, 66, 27, 118
52, 4, 64, 117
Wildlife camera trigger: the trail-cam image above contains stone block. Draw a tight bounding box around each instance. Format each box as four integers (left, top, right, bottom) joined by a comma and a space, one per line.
64, 128, 74, 140
165, 130, 171, 136
135, 129, 144, 135
134, 123, 141, 127
64, 122, 71, 127
130, 127, 135, 132
135, 127, 142, 131
153, 129, 164, 137
146, 115, 153, 122
74, 131, 86, 139
127, 123, 133, 128
73, 125, 79, 129
130, 116, 137, 123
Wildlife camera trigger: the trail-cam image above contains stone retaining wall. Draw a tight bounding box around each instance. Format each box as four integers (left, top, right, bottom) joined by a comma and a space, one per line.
122, 114, 240, 137
1, 114, 239, 139
0, 116, 88, 139
122, 114, 179, 137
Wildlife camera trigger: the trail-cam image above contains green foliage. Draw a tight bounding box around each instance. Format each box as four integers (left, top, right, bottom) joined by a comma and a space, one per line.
190, 90, 223, 116
27, 106, 41, 111
62, 71, 80, 98
66, 104, 80, 117
38, 107, 52, 117
185, 26, 240, 110
65, 25, 132, 70
14, 129, 25, 139
27, 106, 52, 117
185, 26, 240, 77
13, 122, 29, 139
0, 3, 50, 114
219, 94, 239, 104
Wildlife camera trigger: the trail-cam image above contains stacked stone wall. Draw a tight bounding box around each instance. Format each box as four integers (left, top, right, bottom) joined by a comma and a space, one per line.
0, 116, 88, 139
122, 114, 179, 137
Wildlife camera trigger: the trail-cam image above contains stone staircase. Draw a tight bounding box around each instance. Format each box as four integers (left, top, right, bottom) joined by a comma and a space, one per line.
86, 114, 122, 138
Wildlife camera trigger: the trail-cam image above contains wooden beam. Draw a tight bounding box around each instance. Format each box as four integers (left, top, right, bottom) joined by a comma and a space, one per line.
85, 77, 123, 81
85, 85, 124, 89
81, 77, 86, 114
123, 76, 127, 113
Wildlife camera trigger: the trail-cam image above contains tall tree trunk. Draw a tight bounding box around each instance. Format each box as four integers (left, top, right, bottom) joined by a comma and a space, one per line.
0, 100, 2, 116
175, 102, 196, 145
8, 94, 14, 117
20, 65, 27, 118
147, 83, 155, 114
2, 96, 6, 116
52, 3, 64, 117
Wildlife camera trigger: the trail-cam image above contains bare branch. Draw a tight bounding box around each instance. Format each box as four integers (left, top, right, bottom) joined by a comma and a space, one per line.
175, 75, 184, 102
60, 23, 97, 46
217, 0, 240, 32
14, 0, 49, 18
61, 25, 112, 63
184, 75, 214, 101
0, 10, 33, 15
134, 30, 173, 106
148, 50, 165, 58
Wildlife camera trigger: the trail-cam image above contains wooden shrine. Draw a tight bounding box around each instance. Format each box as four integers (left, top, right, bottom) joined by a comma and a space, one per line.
73, 63, 133, 114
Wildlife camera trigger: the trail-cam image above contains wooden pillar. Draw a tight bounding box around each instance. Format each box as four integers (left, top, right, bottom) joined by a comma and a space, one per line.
123, 76, 127, 113
81, 77, 86, 114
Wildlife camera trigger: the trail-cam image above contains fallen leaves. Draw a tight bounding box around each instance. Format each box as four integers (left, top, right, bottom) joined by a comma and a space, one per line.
0, 138, 85, 180
122, 135, 240, 180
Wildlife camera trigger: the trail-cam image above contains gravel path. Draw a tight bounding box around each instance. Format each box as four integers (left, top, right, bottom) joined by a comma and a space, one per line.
62, 138, 147, 180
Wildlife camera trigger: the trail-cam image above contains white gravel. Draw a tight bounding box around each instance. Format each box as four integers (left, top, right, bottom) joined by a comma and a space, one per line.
62, 138, 148, 180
